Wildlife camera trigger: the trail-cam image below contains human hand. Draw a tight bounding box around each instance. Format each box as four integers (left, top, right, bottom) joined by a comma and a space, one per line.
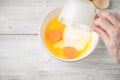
93, 12, 120, 63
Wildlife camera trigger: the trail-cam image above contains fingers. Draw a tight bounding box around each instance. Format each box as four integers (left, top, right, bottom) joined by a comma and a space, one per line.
93, 25, 118, 63
98, 12, 120, 26
93, 25, 110, 46
94, 17, 114, 35
94, 12, 120, 64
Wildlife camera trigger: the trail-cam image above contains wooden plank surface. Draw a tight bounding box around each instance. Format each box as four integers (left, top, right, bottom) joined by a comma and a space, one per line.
0, 0, 120, 80
0, 0, 66, 34
0, 35, 120, 80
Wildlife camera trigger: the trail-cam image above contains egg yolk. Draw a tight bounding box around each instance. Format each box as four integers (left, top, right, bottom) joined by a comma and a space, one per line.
44, 16, 92, 59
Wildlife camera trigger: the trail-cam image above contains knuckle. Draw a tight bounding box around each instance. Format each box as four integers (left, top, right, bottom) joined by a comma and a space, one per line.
113, 31, 117, 36
110, 31, 116, 37
111, 28, 120, 38
115, 29, 120, 38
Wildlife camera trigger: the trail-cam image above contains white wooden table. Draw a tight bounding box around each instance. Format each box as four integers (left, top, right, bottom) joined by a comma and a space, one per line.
0, 0, 120, 80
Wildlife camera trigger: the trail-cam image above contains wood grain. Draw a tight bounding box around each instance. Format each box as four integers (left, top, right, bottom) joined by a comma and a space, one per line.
0, 0, 120, 80
0, 35, 120, 80
0, 0, 66, 34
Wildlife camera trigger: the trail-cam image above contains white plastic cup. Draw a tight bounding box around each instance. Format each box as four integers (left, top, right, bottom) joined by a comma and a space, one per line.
58, 0, 96, 31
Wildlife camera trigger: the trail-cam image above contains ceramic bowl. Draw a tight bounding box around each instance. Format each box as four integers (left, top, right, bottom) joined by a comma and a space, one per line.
40, 7, 99, 61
